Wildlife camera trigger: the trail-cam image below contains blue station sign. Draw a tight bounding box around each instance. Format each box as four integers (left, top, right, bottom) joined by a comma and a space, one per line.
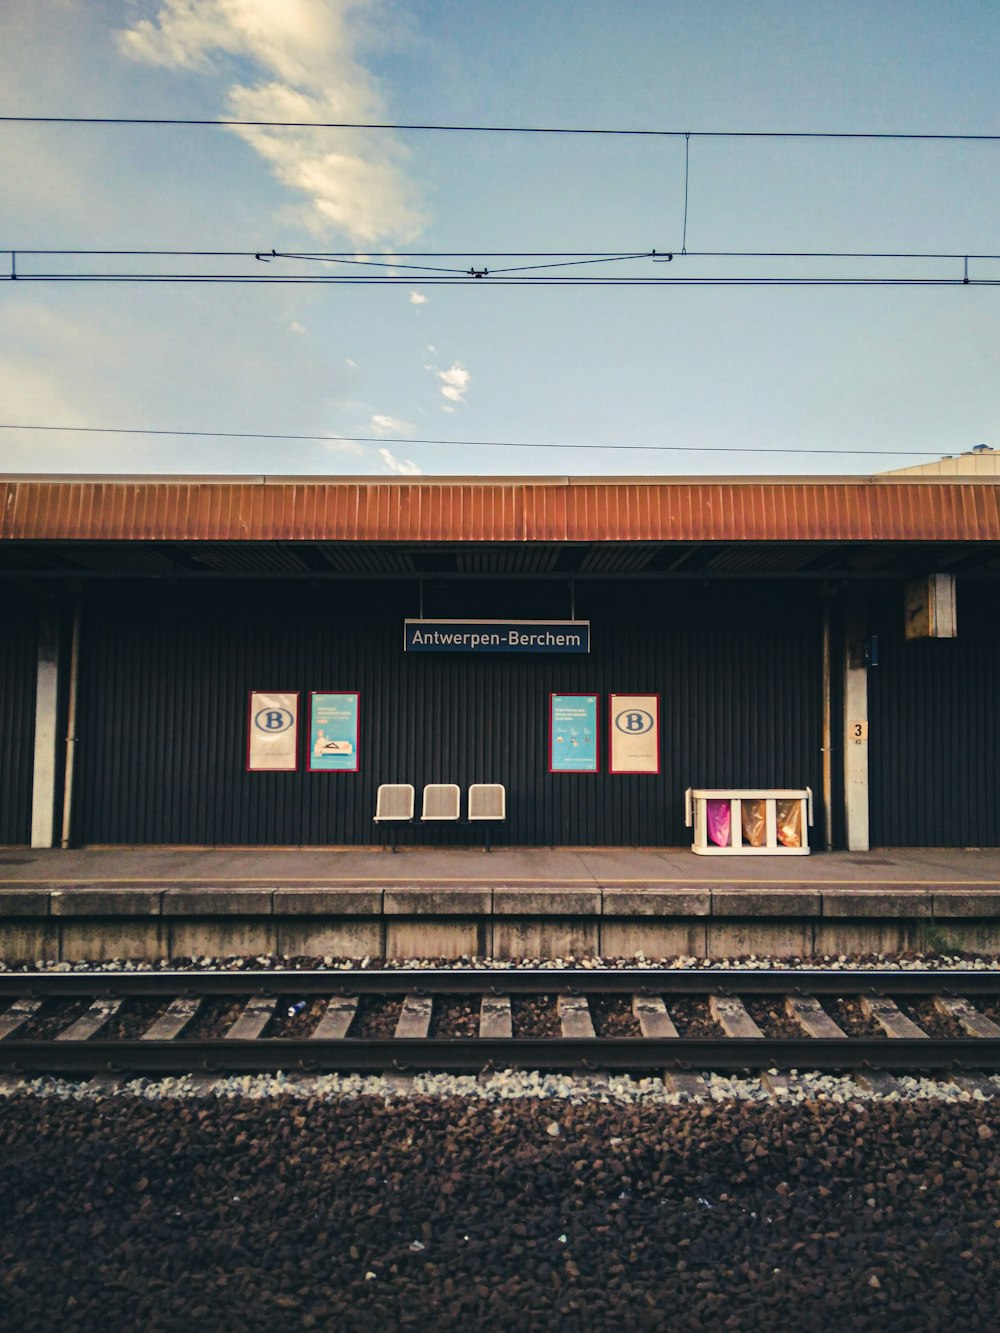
404, 619, 590, 653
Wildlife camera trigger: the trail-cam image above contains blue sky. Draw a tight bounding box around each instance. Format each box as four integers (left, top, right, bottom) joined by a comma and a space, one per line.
0, 0, 997, 477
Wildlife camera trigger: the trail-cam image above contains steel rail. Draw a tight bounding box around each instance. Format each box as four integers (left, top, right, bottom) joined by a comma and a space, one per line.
2, 1036, 1000, 1076
2, 968, 1000, 998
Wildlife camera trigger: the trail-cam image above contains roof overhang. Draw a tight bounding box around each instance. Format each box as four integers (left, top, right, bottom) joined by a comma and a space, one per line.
3, 475, 1000, 544
3, 476, 1000, 582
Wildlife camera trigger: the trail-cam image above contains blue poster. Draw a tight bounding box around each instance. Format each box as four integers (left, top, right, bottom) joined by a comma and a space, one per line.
309, 693, 359, 772
550, 694, 599, 772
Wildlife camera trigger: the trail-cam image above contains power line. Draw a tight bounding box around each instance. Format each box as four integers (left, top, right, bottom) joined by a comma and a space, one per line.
1, 115, 998, 141
0, 423, 962, 457
4, 247, 995, 286
276, 249, 658, 276
5, 249, 1000, 259
5, 274, 996, 286
8, 247, 998, 261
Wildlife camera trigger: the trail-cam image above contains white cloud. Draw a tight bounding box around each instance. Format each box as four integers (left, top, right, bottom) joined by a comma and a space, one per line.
120, 0, 354, 82
345, 357, 359, 369
409, 290, 428, 305
438, 362, 470, 403
119, 0, 425, 244
370, 412, 414, 435
288, 320, 308, 335
378, 447, 421, 474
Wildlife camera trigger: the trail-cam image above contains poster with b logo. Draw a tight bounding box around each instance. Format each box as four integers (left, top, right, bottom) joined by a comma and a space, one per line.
609, 694, 660, 774
246, 692, 299, 771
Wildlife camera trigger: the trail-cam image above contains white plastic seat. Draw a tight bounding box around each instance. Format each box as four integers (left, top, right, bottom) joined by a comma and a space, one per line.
468, 783, 506, 821
373, 784, 415, 822
421, 783, 461, 821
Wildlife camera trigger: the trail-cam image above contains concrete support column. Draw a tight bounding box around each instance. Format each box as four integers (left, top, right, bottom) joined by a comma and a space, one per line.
843, 618, 870, 851
30, 612, 60, 849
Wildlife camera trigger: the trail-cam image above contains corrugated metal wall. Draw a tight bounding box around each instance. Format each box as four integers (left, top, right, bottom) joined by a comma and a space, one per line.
869, 582, 1000, 846
0, 598, 38, 845
72, 580, 823, 847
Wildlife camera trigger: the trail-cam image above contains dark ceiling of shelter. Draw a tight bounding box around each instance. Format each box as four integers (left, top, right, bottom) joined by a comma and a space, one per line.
2, 539, 1000, 581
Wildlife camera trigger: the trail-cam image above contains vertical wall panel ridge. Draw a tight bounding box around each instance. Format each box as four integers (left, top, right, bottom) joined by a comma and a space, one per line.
72, 580, 822, 848
869, 582, 1000, 847
0, 599, 38, 844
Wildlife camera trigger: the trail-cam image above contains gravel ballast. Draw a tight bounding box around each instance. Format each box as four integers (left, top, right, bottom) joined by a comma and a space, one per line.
5, 952, 1000, 1327
2, 1088, 1000, 1331
6, 951, 1000, 974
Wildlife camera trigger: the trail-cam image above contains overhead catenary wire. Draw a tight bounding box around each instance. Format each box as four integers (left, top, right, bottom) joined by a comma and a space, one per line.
1, 114, 999, 141
3, 121, 992, 283
2, 122, 991, 467
4, 247, 996, 286
0, 423, 972, 457
273, 249, 660, 276
5, 249, 1000, 260
5, 275, 996, 286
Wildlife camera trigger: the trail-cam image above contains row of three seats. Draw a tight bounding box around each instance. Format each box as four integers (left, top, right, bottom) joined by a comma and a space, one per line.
374, 783, 507, 851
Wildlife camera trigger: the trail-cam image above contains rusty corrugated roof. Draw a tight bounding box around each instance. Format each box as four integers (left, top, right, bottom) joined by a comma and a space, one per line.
3, 477, 1000, 543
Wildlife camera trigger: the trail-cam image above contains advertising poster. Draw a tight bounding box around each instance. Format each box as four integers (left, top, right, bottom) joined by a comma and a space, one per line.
609, 694, 660, 774
549, 694, 599, 772
246, 692, 299, 772
308, 692, 360, 772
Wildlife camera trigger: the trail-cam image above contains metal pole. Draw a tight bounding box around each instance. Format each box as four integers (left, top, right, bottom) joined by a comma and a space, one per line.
821, 601, 833, 852
30, 609, 60, 849
59, 601, 82, 849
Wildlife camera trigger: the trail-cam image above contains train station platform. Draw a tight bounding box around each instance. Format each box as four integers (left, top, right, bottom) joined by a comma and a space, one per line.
1, 846, 1000, 962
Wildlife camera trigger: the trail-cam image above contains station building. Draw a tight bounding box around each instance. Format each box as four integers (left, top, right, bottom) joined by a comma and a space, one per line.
2, 471, 999, 854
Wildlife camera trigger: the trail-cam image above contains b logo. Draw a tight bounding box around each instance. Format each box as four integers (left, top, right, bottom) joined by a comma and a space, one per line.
255, 708, 294, 733
615, 709, 654, 734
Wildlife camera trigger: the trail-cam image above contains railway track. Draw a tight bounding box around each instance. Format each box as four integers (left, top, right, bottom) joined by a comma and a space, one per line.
2, 968, 1000, 1080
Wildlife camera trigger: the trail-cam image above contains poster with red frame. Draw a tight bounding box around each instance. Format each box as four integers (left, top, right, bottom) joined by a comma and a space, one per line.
246, 692, 299, 771
608, 694, 660, 774
548, 694, 599, 772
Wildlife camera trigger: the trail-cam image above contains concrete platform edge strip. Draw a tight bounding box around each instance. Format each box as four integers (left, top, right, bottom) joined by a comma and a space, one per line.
4, 883, 1000, 920
3, 896, 1000, 964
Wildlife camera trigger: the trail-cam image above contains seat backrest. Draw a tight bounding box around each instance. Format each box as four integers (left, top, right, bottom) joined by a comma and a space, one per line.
468, 783, 506, 820
421, 783, 461, 820
375, 784, 415, 820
